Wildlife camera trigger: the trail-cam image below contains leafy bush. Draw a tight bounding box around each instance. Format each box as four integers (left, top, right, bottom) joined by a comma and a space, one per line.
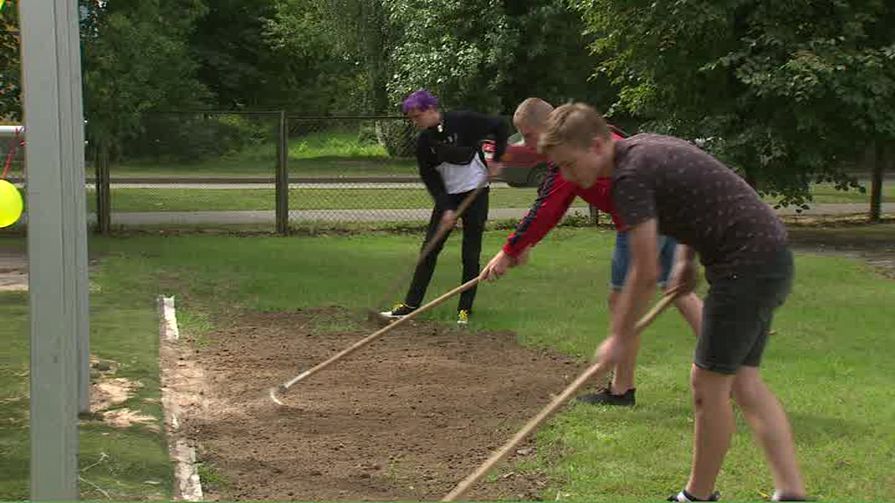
123, 113, 272, 162
376, 120, 415, 158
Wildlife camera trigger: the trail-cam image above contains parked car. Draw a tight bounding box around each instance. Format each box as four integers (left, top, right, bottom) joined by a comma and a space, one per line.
482, 125, 628, 187
482, 134, 549, 188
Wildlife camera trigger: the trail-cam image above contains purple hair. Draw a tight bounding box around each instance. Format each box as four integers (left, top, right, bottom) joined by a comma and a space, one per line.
401, 89, 439, 113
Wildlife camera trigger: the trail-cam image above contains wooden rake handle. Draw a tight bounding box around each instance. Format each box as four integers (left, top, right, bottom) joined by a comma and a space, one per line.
441, 289, 680, 501
278, 277, 481, 393
372, 185, 487, 315
418, 184, 487, 263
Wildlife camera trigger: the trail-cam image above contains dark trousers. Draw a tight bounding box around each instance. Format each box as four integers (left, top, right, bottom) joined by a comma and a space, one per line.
404, 187, 489, 312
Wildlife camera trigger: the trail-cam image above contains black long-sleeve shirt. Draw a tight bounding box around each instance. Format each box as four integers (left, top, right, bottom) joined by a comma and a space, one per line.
415, 110, 509, 210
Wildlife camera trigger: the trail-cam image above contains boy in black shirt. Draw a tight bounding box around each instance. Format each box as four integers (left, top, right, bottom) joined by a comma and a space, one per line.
381, 89, 508, 324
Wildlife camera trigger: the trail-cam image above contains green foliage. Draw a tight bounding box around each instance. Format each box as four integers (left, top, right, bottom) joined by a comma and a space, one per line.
288, 129, 382, 158
266, 0, 393, 113
375, 119, 416, 157
80, 0, 211, 156
123, 113, 273, 162
0, 0, 20, 121
387, 0, 605, 113
270, 0, 609, 115
265, 1, 377, 113
574, 0, 895, 208
191, 0, 279, 109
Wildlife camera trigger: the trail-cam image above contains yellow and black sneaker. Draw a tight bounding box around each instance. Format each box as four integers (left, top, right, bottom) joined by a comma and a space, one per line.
457, 309, 470, 326
380, 303, 417, 319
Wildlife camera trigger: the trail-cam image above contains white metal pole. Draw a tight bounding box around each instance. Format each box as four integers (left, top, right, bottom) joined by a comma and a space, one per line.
20, 0, 89, 498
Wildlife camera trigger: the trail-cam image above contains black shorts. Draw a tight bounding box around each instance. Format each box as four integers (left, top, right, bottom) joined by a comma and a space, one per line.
695, 248, 794, 374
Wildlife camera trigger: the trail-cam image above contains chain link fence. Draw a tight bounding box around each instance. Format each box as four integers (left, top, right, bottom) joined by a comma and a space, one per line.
1, 124, 25, 182
1, 112, 596, 234
285, 115, 434, 225
103, 111, 598, 233
4, 110, 891, 236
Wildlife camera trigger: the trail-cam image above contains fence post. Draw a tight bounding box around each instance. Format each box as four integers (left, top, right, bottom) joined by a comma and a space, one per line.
276, 110, 289, 235
869, 142, 884, 223
589, 205, 600, 226
95, 144, 111, 234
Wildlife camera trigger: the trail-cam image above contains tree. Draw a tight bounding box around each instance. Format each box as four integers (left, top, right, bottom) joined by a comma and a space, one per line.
0, 0, 20, 121
79, 0, 210, 158
267, 1, 613, 116
263, 0, 369, 113
191, 0, 280, 109
387, 0, 609, 114
574, 0, 895, 208
267, 0, 394, 114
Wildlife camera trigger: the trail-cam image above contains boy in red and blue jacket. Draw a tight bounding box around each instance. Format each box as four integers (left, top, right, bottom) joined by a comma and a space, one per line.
481, 98, 703, 406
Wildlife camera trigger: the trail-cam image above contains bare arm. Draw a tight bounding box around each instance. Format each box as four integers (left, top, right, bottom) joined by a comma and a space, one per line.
669, 243, 699, 293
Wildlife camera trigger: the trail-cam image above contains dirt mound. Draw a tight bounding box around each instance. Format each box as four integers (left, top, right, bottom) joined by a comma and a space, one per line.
179, 308, 585, 501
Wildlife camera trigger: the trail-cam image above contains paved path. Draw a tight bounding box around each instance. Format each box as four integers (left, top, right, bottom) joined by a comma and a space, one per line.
62, 202, 894, 226
93, 182, 510, 190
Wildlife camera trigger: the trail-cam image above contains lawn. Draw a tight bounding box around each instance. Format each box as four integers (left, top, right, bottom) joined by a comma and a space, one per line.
76, 182, 891, 214
96, 186, 586, 213
1, 227, 893, 500
114, 130, 416, 178
0, 239, 171, 499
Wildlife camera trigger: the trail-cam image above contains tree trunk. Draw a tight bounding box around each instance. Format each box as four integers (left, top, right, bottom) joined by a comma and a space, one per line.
94, 142, 111, 235
869, 142, 883, 222
367, 1, 389, 115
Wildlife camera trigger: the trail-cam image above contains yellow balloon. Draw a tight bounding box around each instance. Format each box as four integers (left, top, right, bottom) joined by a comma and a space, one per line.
0, 179, 24, 228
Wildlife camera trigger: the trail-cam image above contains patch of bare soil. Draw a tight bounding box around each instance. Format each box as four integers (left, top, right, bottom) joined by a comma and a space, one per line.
179, 308, 584, 501
87, 356, 161, 431
100, 407, 159, 431
91, 377, 141, 412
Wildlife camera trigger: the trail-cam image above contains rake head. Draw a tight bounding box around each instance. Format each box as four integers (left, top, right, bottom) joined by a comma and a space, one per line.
268, 385, 288, 406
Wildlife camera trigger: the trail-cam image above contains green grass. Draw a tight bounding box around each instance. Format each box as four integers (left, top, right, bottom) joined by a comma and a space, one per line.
114, 130, 415, 178
2, 227, 893, 500
79, 181, 891, 214
0, 238, 172, 500
288, 129, 391, 158
96, 187, 587, 212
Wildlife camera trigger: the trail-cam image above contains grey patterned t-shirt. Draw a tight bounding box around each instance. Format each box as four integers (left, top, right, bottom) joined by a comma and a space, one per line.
612, 134, 787, 279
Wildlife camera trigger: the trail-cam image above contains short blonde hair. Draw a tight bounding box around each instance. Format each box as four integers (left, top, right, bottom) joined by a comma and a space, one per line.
513, 97, 554, 129
538, 103, 611, 154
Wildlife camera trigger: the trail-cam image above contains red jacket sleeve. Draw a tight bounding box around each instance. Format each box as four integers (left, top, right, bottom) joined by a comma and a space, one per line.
576, 176, 626, 230
503, 166, 577, 257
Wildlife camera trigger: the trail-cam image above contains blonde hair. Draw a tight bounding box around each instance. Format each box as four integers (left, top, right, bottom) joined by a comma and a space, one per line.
513, 97, 554, 129
538, 103, 611, 154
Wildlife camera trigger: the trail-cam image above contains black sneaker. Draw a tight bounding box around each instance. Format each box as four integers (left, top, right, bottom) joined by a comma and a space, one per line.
576, 386, 635, 406
380, 303, 417, 319
668, 489, 721, 501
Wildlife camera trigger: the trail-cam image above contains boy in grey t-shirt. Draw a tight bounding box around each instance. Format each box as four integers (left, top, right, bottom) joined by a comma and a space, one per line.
536, 103, 805, 502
